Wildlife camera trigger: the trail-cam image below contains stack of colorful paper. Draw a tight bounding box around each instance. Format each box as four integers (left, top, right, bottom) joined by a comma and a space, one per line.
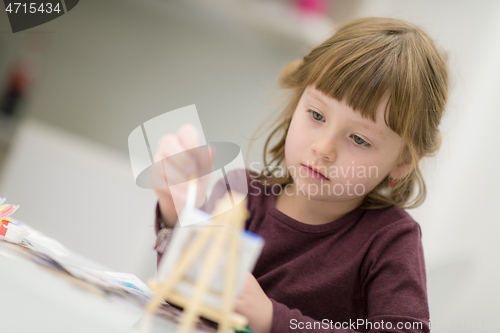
0, 197, 21, 236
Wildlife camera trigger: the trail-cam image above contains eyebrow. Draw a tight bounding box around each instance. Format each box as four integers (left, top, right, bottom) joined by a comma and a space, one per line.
351, 121, 386, 140
307, 90, 387, 140
308, 90, 328, 106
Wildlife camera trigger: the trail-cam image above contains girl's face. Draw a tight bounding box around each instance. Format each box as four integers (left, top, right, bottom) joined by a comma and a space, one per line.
284, 85, 409, 203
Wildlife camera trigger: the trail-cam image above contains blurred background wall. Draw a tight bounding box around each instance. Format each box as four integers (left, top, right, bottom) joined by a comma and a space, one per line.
0, 0, 499, 330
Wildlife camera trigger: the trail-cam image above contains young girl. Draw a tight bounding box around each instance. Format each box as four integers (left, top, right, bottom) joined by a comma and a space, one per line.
153, 17, 448, 333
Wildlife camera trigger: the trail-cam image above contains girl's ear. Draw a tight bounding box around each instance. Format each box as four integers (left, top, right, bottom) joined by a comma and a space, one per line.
389, 162, 412, 180
389, 155, 422, 180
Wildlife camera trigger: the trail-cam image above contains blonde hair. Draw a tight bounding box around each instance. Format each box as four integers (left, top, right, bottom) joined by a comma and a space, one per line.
249, 17, 449, 210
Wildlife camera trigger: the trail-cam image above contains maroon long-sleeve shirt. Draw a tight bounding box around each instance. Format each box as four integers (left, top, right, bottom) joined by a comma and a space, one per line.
154, 169, 430, 333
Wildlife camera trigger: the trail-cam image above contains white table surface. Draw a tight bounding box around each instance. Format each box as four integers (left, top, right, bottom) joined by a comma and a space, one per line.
0, 238, 207, 333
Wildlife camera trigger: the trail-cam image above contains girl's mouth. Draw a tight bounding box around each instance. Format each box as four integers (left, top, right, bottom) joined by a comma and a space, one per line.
301, 164, 329, 181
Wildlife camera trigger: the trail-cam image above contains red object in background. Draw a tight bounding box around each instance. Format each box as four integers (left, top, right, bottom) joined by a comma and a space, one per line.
0, 31, 47, 117
10, 60, 35, 98
0, 220, 12, 236
294, 0, 330, 16
0, 60, 35, 117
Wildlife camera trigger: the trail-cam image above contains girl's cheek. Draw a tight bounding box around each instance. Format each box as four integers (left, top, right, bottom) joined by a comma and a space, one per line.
285, 122, 300, 148
284, 134, 293, 164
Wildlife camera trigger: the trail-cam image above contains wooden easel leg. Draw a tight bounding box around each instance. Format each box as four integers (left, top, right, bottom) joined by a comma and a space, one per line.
179, 220, 229, 333
219, 221, 240, 333
146, 224, 215, 313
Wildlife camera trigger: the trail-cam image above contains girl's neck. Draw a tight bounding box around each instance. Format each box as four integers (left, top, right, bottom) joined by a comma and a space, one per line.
275, 183, 364, 225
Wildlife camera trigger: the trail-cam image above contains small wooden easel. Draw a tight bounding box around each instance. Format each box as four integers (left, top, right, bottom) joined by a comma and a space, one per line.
145, 192, 250, 333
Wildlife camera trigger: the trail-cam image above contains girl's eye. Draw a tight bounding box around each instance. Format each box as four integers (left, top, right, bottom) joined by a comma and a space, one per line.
307, 109, 324, 122
351, 134, 371, 148
306, 109, 370, 148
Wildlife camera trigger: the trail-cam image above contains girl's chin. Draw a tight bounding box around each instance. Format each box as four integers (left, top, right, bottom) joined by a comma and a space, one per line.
294, 177, 369, 199
295, 181, 335, 198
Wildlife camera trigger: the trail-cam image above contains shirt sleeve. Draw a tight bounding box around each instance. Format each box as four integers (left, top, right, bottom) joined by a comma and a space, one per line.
153, 201, 171, 268
268, 220, 430, 333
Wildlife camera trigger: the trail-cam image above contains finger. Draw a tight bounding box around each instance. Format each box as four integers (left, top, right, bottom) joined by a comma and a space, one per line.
150, 159, 171, 190
201, 144, 216, 174
177, 124, 206, 175
177, 123, 200, 150
169, 184, 190, 211
151, 158, 189, 192
163, 162, 190, 189
234, 297, 246, 313
156, 134, 197, 176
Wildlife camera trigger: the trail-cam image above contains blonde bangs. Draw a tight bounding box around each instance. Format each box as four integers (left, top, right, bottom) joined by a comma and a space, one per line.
303, 29, 426, 139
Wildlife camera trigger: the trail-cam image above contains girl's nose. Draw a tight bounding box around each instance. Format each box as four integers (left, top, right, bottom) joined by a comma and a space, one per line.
311, 139, 337, 161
